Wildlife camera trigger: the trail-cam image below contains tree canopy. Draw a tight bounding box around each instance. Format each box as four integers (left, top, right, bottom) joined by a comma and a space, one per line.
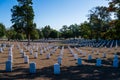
11, 0, 35, 45
0, 23, 6, 38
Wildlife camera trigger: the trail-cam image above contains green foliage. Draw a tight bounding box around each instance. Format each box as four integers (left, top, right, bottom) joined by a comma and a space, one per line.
108, 0, 120, 20
80, 21, 91, 39
88, 6, 111, 40
60, 24, 80, 38
30, 29, 39, 40
42, 25, 52, 39
11, 0, 35, 44
36, 29, 44, 39
49, 29, 59, 38
6, 28, 16, 40
15, 33, 25, 40
0, 23, 6, 38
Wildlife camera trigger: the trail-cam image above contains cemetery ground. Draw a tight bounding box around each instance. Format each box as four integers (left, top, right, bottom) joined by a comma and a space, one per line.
0, 41, 120, 80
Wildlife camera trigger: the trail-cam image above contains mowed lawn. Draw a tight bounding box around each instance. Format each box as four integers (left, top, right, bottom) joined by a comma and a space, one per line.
0, 41, 120, 80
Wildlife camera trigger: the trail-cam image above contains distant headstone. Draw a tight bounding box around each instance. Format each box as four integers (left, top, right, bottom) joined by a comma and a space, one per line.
96, 51, 99, 55
102, 53, 106, 58
6, 60, 12, 72
24, 55, 29, 63
54, 63, 60, 74
46, 53, 50, 59
88, 54, 92, 60
8, 51, 12, 56
0, 47, 3, 53
74, 54, 78, 60
77, 58, 82, 65
8, 55, 13, 62
105, 46, 107, 48
30, 49, 33, 55
40, 50, 43, 55
79, 50, 82, 54
36, 47, 38, 52
29, 62, 36, 73
114, 54, 118, 59
20, 49, 24, 54
3, 44, 6, 48
34, 52, 38, 59
58, 56, 62, 65
83, 52, 86, 56
21, 52, 26, 58
96, 58, 102, 66
92, 49, 94, 54
9, 47, 12, 52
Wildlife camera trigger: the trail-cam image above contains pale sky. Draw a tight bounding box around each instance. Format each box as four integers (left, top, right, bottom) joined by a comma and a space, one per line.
0, 0, 109, 30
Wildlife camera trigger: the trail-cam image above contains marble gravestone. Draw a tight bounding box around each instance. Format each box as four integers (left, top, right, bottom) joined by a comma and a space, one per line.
96, 58, 102, 66
54, 63, 60, 74
6, 60, 12, 72
29, 62, 36, 73
77, 58, 82, 65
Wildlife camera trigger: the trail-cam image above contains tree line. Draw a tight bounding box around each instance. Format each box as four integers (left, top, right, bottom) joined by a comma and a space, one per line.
0, 0, 120, 42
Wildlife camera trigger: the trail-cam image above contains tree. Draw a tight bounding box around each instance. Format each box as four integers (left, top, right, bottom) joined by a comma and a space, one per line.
36, 29, 44, 39
0, 23, 6, 38
49, 29, 59, 38
11, 0, 35, 45
30, 29, 39, 41
15, 33, 25, 40
69, 24, 80, 38
88, 6, 111, 40
6, 28, 16, 41
80, 21, 91, 39
107, 0, 120, 39
108, 0, 120, 20
60, 25, 69, 38
42, 25, 51, 39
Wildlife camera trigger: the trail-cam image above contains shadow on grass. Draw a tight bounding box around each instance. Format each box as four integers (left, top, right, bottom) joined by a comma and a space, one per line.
0, 64, 120, 80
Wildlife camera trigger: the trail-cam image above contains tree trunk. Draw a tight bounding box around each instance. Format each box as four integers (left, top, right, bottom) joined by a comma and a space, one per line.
27, 33, 30, 46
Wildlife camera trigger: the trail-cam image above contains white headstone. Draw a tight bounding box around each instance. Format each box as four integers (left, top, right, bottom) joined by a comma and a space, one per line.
96, 51, 99, 55
113, 58, 119, 68
79, 50, 82, 54
30, 49, 33, 55
92, 49, 94, 54
8, 55, 13, 62
21, 52, 26, 58
40, 50, 43, 55
9, 47, 12, 51
3, 44, 6, 48
83, 52, 86, 56
34, 52, 38, 59
54, 63, 60, 74
20, 49, 24, 54
0, 47, 3, 53
24, 55, 29, 63
6, 60, 12, 72
88, 54, 92, 60
46, 53, 50, 59
36, 47, 38, 52
77, 58, 82, 65
29, 62, 36, 73
96, 58, 102, 66
58, 56, 62, 65
8, 51, 12, 56
102, 53, 106, 58
74, 54, 78, 60
114, 54, 118, 59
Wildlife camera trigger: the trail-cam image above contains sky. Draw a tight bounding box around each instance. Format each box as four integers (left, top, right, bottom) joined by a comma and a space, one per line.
0, 0, 109, 30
